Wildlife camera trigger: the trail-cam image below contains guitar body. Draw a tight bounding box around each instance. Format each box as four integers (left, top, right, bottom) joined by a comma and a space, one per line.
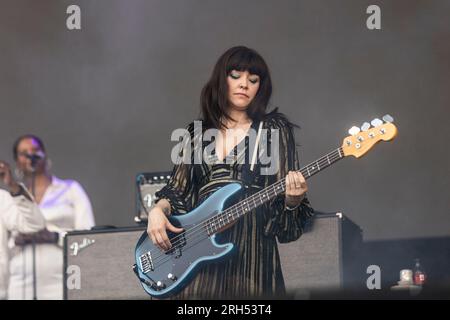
134, 183, 242, 298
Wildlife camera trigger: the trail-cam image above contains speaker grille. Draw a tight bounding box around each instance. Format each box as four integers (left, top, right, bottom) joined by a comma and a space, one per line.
64, 214, 362, 299
278, 213, 362, 293
64, 227, 150, 300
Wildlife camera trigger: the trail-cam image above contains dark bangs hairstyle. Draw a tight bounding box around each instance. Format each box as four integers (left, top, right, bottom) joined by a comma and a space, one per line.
200, 46, 273, 130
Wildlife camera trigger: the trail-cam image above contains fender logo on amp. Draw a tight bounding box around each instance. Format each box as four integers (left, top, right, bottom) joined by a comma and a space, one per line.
70, 238, 95, 256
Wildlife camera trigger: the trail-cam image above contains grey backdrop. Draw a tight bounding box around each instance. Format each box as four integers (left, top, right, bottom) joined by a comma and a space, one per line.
1, 0, 449, 241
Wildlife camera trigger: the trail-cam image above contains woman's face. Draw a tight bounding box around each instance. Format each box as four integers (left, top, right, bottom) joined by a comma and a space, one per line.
15, 138, 46, 175
227, 70, 260, 111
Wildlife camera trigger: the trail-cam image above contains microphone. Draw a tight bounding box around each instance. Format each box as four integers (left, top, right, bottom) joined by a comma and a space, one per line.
24, 151, 45, 166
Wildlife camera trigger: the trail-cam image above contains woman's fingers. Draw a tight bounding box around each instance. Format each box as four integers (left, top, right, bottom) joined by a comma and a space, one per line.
155, 232, 169, 251
147, 207, 174, 251
161, 230, 173, 250
293, 172, 301, 188
151, 226, 180, 251
166, 222, 184, 234
285, 171, 308, 196
149, 232, 157, 248
286, 171, 297, 193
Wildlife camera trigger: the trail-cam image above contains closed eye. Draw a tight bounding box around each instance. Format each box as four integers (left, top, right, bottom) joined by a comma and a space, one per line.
229, 71, 259, 84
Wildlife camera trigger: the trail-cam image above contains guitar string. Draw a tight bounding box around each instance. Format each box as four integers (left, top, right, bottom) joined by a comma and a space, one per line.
156, 147, 343, 253
206, 148, 342, 229
152, 147, 343, 255
146, 151, 343, 271
145, 149, 343, 268
144, 149, 343, 268
146, 126, 388, 264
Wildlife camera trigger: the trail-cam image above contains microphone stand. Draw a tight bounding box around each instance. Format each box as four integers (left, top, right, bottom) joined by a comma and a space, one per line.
30, 160, 38, 300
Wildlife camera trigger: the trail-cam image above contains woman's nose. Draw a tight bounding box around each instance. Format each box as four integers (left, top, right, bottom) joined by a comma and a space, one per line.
239, 79, 248, 89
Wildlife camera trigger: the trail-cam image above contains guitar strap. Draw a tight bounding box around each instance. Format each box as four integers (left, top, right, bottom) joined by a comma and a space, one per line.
250, 121, 264, 172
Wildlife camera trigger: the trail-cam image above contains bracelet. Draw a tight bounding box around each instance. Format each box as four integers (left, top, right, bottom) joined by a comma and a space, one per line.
285, 194, 305, 211
285, 202, 301, 211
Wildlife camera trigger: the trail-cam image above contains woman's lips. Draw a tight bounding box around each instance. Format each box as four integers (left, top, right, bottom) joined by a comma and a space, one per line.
234, 93, 249, 98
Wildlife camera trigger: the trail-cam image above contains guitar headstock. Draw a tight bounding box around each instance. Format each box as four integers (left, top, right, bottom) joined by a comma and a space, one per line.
342, 115, 398, 158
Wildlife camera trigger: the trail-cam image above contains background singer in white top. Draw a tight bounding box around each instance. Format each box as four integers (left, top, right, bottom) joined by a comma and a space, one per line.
0, 188, 45, 299
0, 134, 95, 300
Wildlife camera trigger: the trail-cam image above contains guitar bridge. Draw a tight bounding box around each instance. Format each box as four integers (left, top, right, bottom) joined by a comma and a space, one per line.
139, 251, 154, 273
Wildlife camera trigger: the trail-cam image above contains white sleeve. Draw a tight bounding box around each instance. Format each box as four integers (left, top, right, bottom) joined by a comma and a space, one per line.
0, 223, 8, 300
2, 192, 46, 234
70, 181, 95, 230
0, 190, 45, 299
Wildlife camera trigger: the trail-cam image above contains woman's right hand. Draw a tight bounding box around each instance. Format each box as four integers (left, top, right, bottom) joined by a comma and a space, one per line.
147, 206, 183, 251
0, 160, 20, 194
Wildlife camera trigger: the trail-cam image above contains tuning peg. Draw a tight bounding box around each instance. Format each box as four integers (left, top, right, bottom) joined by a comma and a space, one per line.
361, 122, 371, 132
348, 126, 360, 136
370, 118, 383, 127
382, 114, 394, 123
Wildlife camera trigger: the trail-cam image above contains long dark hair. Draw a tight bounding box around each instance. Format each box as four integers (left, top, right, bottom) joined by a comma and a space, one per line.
200, 46, 273, 129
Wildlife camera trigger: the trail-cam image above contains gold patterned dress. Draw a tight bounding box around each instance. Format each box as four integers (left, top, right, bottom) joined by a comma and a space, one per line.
155, 112, 314, 299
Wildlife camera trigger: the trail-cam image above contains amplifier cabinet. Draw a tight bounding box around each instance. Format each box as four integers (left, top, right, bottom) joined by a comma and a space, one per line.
278, 213, 363, 295
64, 214, 363, 299
63, 226, 150, 300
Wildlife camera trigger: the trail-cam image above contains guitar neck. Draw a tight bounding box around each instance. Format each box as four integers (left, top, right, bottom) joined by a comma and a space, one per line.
206, 147, 344, 235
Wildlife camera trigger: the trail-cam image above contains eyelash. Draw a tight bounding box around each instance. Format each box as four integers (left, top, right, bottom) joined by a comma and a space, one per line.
230, 73, 259, 84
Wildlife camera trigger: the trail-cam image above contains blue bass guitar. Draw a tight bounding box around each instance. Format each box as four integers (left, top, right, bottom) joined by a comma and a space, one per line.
133, 118, 397, 298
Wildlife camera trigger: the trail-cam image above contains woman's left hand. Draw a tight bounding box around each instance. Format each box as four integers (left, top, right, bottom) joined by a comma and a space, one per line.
285, 171, 308, 208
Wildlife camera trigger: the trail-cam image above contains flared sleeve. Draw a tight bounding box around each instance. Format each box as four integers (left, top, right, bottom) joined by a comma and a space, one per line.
263, 114, 315, 243
155, 122, 199, 215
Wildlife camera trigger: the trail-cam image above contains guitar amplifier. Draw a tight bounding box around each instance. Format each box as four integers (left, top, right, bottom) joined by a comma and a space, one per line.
135, 172, 171, 223
63, 226, 151, 300
277, 212, 364, 297
63, 215, 363, 299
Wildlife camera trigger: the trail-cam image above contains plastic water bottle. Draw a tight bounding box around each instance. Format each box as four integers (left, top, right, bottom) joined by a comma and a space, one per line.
413, 258, 426, 286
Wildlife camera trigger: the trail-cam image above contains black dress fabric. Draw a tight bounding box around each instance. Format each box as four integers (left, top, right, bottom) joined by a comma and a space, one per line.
155, 113, 314, 299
